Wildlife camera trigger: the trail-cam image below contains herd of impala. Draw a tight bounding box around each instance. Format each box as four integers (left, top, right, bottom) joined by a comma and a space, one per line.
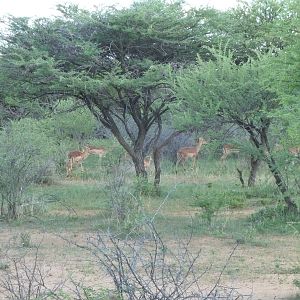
66, 140, 300, 176
66, 145, 153, 176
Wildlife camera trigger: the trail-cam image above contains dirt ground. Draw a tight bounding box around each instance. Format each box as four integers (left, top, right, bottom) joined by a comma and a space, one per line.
0, 224, 299, 300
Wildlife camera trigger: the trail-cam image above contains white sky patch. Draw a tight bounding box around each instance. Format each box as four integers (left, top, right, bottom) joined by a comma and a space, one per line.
0, 0, 238, 18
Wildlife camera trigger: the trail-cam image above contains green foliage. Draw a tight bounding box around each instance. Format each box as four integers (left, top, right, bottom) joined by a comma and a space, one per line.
104, 170, 145, 233
224, 0, 297, 63
85, 287, 118, 300
41, 100, 98, 142
173, 49, 275, 130
133, 177, 158, 197
293, 279, 300, 289
249, 204, 300, 234
194, 187, 246, 224
20, 232, 31, 248
266, 1, 300, 146
0, 118, 60, 219
0, 261, 9, 271
99, 143, 125, 172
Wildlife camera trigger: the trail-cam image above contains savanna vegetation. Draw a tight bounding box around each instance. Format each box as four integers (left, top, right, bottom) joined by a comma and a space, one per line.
0, 0, 299, 299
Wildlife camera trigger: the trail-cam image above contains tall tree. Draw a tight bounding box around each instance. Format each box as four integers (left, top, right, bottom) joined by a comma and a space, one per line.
172, 49, 297, 211
0, 0, 220, 181
267, 0, 300, 147
221, 0, 297, 63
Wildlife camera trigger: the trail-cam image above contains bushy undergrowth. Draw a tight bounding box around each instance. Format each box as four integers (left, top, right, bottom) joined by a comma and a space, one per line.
104, 167, 145, 233
193, 187, 246, 224
249, 204, 300, 234
0, 118, 62, 219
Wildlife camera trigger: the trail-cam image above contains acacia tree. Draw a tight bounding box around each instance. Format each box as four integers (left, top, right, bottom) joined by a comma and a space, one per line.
222, 0, 297, 64
268, 1, 300, 146
0, 1, 222, 181
172, 50, 297, 212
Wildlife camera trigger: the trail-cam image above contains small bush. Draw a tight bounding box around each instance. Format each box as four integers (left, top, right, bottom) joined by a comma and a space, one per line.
244, 184, 278, 199
249, 205, 300, 234
133, 177, 158, 197
20, 232, 31, 248
194, 187, 246, 224
0, 118, 59, 219
0, 261, 9, 270
104, 168, 145, 233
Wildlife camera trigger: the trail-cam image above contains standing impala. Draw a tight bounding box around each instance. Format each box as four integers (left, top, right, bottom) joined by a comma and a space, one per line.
220, 144, 240, 161
288, 146, 300, 157
87, 145, 107, 158
66, 147, 90, 176
176, 137, 208, 169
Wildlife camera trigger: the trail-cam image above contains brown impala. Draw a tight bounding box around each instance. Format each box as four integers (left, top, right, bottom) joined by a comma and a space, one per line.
87, 145, 107, 158
143, 156, 152, 169
176, 137, 208, 169
66, 147, 90, 176
220, 144, 240, 161
288, 146, 300, 157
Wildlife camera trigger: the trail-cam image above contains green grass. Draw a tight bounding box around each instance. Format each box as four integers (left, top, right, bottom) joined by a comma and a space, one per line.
34, 182, 107, 210
6, 155, 299, 240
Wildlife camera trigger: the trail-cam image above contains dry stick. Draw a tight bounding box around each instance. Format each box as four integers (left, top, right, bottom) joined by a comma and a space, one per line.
0, 243, 65, 300
236, 168, 245, 187
149, 183, 179, 223
204, 242, 239, 299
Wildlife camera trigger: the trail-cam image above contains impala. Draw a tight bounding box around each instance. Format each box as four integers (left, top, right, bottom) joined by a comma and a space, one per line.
220, 144, 240, 161
66, 147, 90, 176
144, 156, 152, 169
123, 152, 153, 169
87, 145, 107, 158
176, 137, 208, 169
288, 146, 300, 157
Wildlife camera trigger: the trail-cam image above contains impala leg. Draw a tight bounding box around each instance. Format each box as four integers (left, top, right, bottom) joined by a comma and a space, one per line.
182, 158, 187, 171
175, 160, 179, 174
193, 157, 196, 169
79, 161, 84, 172
175, 154, 181, 173
220, 153, 227, 161
66, 160, 72, 177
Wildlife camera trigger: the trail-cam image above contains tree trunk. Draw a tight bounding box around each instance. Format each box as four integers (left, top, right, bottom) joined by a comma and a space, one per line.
153, 148, 162, 190
266, 155, 297, 212
248, 156, 261, 187
132, 153, 147, 178
8, 201, 17, 220
0, 199, 3, 217
236, 168, 245, 187
239, 119, 297, 212
153, 131, 184, 189
261, 122, 297, 212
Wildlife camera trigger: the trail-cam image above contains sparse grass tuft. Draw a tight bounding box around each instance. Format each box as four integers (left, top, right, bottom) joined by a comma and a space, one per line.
20, 232, 32, 248
249, 204, 300, 234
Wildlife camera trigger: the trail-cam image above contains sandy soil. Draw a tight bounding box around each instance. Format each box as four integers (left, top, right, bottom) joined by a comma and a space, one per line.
0, 224, 299, 300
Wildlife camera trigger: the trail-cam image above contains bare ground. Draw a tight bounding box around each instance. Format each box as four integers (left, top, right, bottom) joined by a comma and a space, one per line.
0, 221, 299, 300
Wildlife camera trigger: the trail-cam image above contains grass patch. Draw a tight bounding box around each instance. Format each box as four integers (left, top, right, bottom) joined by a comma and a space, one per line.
33, 182, 107, 211
249, 205, 300, 234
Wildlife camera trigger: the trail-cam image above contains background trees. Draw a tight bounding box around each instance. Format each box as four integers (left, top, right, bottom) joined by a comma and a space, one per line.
0, 0, 298, 204
172, 50, 297, 211
0, 0, 223, 180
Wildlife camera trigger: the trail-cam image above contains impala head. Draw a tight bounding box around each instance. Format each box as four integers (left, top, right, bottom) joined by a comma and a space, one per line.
144, 156, 152, 168
196, 137, 208, 145
144, 155, 152, 162
83, 146, 91, 153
